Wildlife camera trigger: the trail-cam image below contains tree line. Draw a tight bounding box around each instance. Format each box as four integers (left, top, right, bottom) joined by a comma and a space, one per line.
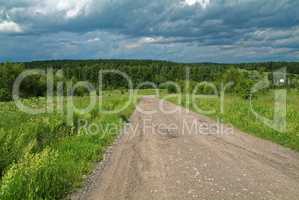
0, 59, 298, 101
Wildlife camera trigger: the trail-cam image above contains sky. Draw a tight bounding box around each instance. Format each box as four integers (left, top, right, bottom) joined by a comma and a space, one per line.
0, 0, 298, 63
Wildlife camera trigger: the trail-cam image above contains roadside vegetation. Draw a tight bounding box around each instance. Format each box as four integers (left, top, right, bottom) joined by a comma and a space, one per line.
0, 94, 136, 200
167, 90, 299, 151
162, 66, 299, 152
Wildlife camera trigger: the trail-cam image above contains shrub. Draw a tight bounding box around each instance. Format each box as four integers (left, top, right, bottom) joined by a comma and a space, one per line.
0, 89, 10, 101
167, 84, 178, 94
218, 67, 263, 99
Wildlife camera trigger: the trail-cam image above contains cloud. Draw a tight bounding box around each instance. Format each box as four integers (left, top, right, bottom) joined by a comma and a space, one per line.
0, 0, 298, 62
0, 20, 22, 33
124, 37, 165, 49
31, 0, 93, 19
183, 0, 210, 8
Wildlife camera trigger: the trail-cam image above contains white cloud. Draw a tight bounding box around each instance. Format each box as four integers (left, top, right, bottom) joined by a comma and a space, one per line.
27, 0, 93, 19
183, 0, 210, 8
0, 20, 22, 33
124, 37, 162, 49
87, 37, 100, 42
58, 0, 92, 19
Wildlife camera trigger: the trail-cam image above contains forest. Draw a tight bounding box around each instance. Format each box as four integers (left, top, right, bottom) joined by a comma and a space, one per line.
1, 59, 299, 101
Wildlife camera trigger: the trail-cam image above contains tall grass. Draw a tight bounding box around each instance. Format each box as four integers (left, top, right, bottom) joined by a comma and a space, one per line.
0, 94, 136, 199
168, 90, 299, 151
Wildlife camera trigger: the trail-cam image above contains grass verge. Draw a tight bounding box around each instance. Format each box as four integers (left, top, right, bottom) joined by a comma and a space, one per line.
166, 90, 299, 151
0, 94, 137, 200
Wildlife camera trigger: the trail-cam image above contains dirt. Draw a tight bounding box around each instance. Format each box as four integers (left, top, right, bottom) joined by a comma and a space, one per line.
72, 97, 299, 200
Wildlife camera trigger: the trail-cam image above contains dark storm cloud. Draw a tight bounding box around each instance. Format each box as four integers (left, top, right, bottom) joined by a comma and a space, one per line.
0, 0, 298, 62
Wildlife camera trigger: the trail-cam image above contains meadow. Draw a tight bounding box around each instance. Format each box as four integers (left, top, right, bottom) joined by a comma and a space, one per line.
0, 92, 137, 200
167, 89, 299, 151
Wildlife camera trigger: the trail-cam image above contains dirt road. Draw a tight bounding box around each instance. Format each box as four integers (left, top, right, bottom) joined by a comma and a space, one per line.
73, 97, 299, 200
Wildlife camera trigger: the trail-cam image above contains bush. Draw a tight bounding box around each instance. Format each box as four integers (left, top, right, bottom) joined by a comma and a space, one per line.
74, 86, 89, 97
219, 67, 263, 99
167, 84, 178, 94
194, 82, 217, 95
0, 89, 10, 101
0, 63, 25, 101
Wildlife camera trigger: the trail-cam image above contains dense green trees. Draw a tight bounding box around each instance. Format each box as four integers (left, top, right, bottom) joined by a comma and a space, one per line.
0, 63, 25, 101
0, 60, 298, 101
219, 68, 263, 99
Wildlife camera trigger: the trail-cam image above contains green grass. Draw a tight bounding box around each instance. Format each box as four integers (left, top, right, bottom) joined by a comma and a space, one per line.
167, 90, 299, 151
0, 93, 137, 200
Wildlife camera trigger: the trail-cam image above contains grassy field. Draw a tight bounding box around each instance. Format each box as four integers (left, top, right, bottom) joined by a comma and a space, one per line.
0, 93, 137, 200
167, 90, 299, 152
